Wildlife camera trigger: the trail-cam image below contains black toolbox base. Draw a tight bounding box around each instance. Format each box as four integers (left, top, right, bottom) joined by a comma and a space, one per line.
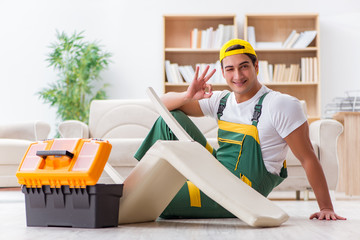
22, 184, 123, 228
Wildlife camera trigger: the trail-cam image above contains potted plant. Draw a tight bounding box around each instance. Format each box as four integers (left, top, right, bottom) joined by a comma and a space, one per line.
38, 30, 112, 124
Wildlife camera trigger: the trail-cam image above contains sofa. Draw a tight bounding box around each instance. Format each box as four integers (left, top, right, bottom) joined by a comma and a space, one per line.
0, 121, 51, 187
58, 99, 343, 198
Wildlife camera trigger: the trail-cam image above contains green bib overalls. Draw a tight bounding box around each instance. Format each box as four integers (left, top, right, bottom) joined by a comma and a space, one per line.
134, 93, 287, 218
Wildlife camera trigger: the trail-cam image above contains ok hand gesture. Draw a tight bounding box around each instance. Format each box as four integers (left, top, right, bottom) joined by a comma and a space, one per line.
185, 65, 216, 101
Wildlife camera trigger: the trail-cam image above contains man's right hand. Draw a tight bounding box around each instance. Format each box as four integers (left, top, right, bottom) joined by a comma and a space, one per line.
185, 65, 216, 101
161, 65, 216, 116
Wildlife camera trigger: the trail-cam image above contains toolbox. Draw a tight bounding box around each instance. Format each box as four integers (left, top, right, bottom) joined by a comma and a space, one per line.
16, 138, 123, 228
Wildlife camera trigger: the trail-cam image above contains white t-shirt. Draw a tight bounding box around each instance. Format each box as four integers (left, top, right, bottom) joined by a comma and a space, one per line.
199, 85, 307, 175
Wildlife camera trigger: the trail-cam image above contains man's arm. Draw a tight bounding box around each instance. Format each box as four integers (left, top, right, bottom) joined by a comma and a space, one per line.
161, 92, 204, 116
284, 122, 346, 220
161, 65, 215, 117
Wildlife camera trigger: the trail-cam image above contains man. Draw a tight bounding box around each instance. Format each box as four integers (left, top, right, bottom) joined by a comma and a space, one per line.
135, 39, 345, 221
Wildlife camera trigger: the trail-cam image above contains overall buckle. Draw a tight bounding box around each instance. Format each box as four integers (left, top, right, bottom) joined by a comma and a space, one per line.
251, 104, 262, 122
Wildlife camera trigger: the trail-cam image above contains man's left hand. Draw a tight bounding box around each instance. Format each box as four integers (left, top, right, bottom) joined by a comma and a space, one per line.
310, 209, 347, 220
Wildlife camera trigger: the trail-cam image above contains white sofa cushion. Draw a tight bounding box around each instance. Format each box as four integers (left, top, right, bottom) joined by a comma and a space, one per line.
107, 138, 143, 167
89, 100, 159, 139
0, 139, 31, 165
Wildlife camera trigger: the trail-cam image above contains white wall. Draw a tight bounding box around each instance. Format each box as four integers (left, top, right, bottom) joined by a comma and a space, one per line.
1, 0, 359, 137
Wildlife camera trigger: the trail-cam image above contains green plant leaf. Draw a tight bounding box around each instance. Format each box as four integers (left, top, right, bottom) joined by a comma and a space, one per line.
38, 30, 112, 125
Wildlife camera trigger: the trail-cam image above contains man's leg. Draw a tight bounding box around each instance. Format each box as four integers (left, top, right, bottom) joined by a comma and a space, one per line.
133, 110, 233, 218
160, 181, 235, 219
134, 110, 215, 161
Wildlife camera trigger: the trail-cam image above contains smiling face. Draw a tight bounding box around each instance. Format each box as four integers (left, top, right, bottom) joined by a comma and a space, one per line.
221, 53, 261, 103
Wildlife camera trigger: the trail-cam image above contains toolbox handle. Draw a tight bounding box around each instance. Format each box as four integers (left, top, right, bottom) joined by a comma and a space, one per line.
36, 150, 74, 159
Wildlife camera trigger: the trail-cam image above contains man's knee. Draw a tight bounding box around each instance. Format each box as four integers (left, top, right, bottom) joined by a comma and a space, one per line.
169, 110, 194, 128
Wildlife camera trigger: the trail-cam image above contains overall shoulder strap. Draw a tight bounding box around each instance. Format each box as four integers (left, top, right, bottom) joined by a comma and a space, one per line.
251, 92, 269, 127
217, 92, 230, 119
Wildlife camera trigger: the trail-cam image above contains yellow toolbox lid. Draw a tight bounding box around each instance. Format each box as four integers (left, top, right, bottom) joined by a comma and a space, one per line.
16, 138, 112, 188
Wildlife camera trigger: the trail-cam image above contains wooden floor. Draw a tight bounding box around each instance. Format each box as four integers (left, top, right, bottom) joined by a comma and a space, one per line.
0, 189, 359, 240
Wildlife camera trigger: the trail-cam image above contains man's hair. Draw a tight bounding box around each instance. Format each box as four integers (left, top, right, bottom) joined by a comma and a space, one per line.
220, 44, 257, 69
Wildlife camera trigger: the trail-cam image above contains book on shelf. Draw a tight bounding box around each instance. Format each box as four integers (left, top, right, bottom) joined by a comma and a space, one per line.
165, 60, 184, 84
197, 31, 202, 48
300, 57, 318, 83
172, 63, 184, 83
200, 29, 207, 49
268, 64, 273, 82
249, 27, 317, 49
258, 60, 270, 83
283, 31, 300, 48
178, 65, 194, 83
282, 30, 296, 48
313, 57, 318, 83
257, 61, 264, 83
247, 26, 256, 48
190, 24, 234, 49
273, 64, 286, 82
292, 30, 317, 48
303, 57, 310, 83
191, 28, 198, 49
301, 58, 306, 83
288, 64, 300, 82
283, 67, 290, 83
165, 60, 175, 83
309, 57, 313, 84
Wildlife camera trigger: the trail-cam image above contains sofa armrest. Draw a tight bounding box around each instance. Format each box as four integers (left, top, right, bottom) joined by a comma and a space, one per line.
0, 121, 50, 141
309, 119, 343, 190
58, 120, 89, 138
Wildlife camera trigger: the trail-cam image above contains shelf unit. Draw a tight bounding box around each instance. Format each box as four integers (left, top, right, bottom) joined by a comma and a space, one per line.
163, 13, 320, 121
163, 14, 237, 93
244, 13, 320, 121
